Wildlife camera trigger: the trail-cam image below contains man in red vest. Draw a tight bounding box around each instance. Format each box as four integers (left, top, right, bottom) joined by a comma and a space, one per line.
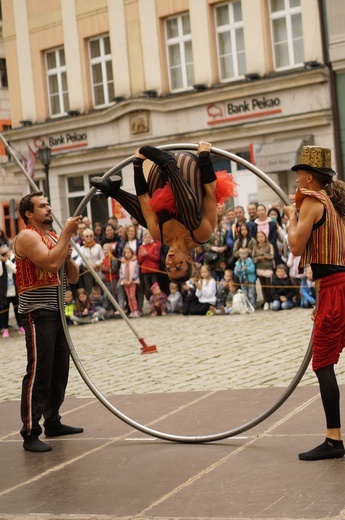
14, 191, 83, 452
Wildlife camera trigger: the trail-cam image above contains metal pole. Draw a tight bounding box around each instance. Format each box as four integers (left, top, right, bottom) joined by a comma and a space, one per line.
44, 164, 50, 201
0, 131, 150, 352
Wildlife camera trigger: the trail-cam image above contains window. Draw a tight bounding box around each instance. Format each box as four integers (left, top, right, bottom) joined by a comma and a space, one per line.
165, 13, 195, 91
45, 47, 70, 117
2, 202, 24, 240
35, 178, 48, 197
236, 150, 251, 170
215, 1, 247, 81
0, 58, 8, 88
269, 0, 304, 70
212, 150, 250, 174
89, 35, 114, 107
67, 174, 110, 224
67, 175, 88, 218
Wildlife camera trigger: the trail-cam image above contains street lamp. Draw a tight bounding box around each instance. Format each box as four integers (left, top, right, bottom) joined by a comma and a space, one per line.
38, 142, 52, 200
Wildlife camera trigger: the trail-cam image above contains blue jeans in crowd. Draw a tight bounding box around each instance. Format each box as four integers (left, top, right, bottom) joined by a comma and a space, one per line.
271, 299, 295, 311
241, 283, 256, 309
300, 297, 315, 308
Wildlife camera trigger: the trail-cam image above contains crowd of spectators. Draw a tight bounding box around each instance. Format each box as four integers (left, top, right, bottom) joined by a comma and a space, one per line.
65, 199, 315, 323
0, 198, 317, 334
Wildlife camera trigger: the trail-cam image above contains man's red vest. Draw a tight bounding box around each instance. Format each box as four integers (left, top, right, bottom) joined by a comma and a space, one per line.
14, 226, 60, 294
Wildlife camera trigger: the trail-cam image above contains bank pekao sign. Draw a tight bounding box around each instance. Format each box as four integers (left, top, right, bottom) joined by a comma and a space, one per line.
207, 96, 282, 126
48, 131, 88, 150
34, 131, 88, 152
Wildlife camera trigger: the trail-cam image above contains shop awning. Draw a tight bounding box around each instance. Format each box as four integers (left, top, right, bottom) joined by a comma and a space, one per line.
255, 138, 309, 173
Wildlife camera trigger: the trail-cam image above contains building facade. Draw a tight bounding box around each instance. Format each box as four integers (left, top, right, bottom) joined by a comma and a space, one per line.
0, 1, 15, 238
324, 0, 345, 176
0, 0, 342, 239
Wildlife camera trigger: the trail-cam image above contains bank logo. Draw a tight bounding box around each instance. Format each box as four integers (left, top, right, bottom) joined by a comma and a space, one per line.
207, 97, 282, 125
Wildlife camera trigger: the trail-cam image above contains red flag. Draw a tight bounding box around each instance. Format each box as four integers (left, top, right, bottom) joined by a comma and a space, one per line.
22, 143, 36, 179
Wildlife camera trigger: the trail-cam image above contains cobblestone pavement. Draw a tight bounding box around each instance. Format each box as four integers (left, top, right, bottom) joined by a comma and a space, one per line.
3, 306, 345, 403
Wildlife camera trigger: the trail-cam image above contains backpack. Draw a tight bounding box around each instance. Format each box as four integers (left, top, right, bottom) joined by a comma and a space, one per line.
232, 289, 255, 314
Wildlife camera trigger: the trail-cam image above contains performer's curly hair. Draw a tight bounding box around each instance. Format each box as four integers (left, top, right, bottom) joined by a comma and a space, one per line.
325, 180, 345, 218
311, 172, 345, 218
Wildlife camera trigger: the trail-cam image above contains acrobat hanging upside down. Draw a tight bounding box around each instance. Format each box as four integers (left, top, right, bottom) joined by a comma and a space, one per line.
90, 142, 236, 283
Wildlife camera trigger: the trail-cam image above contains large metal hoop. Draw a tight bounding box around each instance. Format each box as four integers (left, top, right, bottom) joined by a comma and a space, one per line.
61, 143, 312, 443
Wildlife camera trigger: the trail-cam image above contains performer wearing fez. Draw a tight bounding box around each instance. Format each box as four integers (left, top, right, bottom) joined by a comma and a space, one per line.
90, 142, 236, 283
14, 192, 83, 452
284, 146, 345, 460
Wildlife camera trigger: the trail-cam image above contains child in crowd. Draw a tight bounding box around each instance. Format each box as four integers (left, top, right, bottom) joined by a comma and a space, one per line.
64, 289, 76, 326
214, 268, 233, 310
209, 279, 238, 315
271, 264, 296, 311
232, 223, 256, 260
119, 246, 141, 318
234, 248, 257, 309
150, 282, 168, 316
180, 263, 200, 307
89, 285, 107, 320
70, 287, 99, 325
223, 279, 239, 314
166, 282, 183, 314
181, 277, 197, 305
183, 264, 217, 315
252, 231, 274, 310
300, 266, 316, 308
101, 243, 118, 303
137, 230, 161, 300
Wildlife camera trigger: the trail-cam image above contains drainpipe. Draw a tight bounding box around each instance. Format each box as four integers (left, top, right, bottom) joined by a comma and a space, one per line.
317, 0, 343, 179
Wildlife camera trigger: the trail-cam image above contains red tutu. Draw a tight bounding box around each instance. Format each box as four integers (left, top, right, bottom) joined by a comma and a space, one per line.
148, 171, 237, 215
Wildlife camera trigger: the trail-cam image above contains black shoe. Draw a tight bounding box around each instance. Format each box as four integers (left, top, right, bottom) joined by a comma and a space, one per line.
298, 438, 345, 461
45, 423, 84, 438
139, 146, 176, 167
90, 175, 122, 198
23, 438, 52, 452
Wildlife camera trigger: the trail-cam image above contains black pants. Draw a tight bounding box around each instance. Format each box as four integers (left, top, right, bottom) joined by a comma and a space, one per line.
315, 364, 341, 429
183, 295, 210, 315
258, 276, 272, 304
20, 309, 70, 439
1, 295, 22, 328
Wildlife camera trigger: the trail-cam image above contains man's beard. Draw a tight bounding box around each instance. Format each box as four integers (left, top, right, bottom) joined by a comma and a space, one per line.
43, 216, 53, 225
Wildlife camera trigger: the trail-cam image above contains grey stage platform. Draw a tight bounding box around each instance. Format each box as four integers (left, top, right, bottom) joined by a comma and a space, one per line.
1, 385, 345, 520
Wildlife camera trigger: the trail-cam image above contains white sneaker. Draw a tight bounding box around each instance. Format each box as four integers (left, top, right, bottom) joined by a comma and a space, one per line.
263, 302, 270, 311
